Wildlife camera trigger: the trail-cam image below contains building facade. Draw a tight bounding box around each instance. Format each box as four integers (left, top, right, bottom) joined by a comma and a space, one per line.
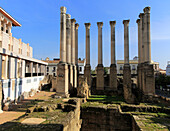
44, 58, 85, 76
0, 7, 47, 103
117, 57, 159, 76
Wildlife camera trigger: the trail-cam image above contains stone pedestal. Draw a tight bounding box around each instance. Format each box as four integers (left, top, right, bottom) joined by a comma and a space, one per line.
143, 64, 155, 96
109, 64, 117, 91
96, 64, 104, 90
123, 65, 135, 104
84, 65, 91, 87
137, 64, 142, 91
69, 65, 74, 93
74, 65, 78, 88
56, 63, 69, 97
0, 81, 3, 113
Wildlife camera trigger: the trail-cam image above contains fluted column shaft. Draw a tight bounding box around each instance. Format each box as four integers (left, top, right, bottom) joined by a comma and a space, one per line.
110, 21, 116, 64
75, 23, 79, 65
123, 20, 130, 65
66, 14, 71, 64
85, 23, 91, 65
136, 19, 141, 64
60, 7, 67, 63
71, 19, 76, 65
144, 7, 151, 64
97, 22, 103, 65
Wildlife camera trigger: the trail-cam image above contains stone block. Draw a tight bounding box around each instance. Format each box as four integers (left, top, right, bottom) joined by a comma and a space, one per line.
84, 64, 91, 87
109, 64, 117, 91
0, 81, 2, 113
96, 64, 104, 90
56, 63, 69, 98
123, 64, 136, 104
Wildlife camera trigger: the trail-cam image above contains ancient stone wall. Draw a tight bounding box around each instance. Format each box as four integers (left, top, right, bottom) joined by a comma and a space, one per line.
81, 106, 132, 131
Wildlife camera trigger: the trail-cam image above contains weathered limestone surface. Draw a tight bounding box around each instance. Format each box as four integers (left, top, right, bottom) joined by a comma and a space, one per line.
56, 64, 69, 97
60, 7, 67, 63
139, 13, 145, 63
96, 65, 104, 90
142, 64, 155, 97
110, 64, 117, 91
123, 65, 135, 103
84, 65, 91, 87
66, 14, 71, 64
74, 65, 78, 88
96, 22, 104, 90
71, 19, 76, 65
77, 76, 89, 99
0, 81, 3, 113
69, 65, 74, 93
144, 7, 151, 64
84, 23, 91, 87
110, 21, 117, 91
75, 23, 79, 65
81, 106, 132, 131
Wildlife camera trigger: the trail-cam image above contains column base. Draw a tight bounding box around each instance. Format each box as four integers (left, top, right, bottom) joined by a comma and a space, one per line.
142, 63, 155, 96
96, 64, 104, 90
74, 65, 78, 88
84, 64, 91, 87
110, 64, 117, 91
123, 64, 135, 104
56, 63, 69, 98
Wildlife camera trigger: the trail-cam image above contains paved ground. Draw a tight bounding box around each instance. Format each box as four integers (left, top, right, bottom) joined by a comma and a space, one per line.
0, 91, 56, 125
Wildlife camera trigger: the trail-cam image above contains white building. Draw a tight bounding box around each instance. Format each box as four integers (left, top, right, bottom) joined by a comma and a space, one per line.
117, 57, 159, 76
0, 7, 47, 102
43, 58, 86, 76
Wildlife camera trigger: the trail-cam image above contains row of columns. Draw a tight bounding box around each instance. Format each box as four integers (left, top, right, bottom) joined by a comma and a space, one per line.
137, 7, 151, 64
0, 55, 46, 80
84, 21, 118, 91
60, 7, 79, 65
136, 7, 155, 98
56, 6, 79, 97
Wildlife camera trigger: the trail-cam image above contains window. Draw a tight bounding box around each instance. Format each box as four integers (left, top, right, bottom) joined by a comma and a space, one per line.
79, 67, 82, 72
47, 67, 49, 72
53, 73, 56, 77
53, 67, 56, 72
120, 66, 123, 70
132, 65, 136, 70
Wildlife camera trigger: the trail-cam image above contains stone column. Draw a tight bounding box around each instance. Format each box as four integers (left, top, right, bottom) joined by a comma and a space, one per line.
123, 20, 135, 104
123, 20, 129, 65
74, 23, 79, 89
110, 21, 117, 91
142, 7, 155, 99
136, 19, 142, 97
136, 19, 141, 64
96, 22, 104, 90
84, 23, 91, 87
75, 23, 79, 65
139, 13, 145, 63
56, 7, 69, 97
144, 7, 151, 64
97, 22, 103, 65
60, 7, 67, 63
36, 63, 38, 76
66, 14, 71, 64
71, 19, 76, 65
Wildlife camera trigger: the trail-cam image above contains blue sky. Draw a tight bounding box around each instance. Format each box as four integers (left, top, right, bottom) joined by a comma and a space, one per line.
0, 0, 170, 69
